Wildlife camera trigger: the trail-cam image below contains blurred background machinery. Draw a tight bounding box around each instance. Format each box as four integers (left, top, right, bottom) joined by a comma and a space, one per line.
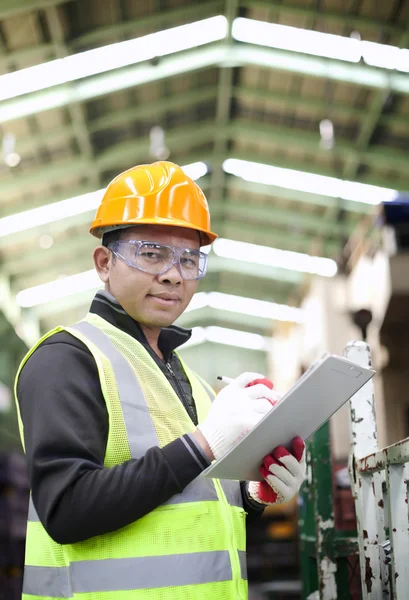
1, 0, 409, 598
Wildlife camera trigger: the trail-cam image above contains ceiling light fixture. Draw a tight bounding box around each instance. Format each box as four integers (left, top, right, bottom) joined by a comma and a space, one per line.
232, 17, 409, 73
182, 326, 270, 351
212, 237, 338, 277
0, 16, 227, 102
185, 291, 305, 323
223, 158, 397, 206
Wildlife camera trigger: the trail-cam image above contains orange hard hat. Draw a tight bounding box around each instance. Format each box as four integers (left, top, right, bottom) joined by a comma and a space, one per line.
90, 161, 217, 246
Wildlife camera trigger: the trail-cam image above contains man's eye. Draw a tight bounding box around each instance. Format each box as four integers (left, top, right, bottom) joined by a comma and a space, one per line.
181, 257, 198, 267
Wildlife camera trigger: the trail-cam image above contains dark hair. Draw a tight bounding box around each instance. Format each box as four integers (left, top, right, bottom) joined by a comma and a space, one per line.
102, 228, 127, 248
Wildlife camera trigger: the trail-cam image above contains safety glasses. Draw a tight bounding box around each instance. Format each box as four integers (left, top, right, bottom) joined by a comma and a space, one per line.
107, 240, 208, 280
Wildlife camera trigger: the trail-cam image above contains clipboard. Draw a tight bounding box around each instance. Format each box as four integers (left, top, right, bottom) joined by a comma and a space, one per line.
202, 353, 375, 482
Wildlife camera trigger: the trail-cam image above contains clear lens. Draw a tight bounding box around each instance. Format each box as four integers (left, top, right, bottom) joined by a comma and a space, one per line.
111, 240, 208, 280
137, 243, 174, 274
179, 249, 207, 279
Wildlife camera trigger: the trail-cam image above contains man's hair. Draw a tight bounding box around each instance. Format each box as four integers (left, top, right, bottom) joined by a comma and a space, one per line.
102, 228, 127, 248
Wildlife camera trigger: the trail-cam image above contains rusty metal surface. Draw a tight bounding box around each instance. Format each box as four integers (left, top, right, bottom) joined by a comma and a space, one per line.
358, 438, 409, 474
385, 462, 409, 599
346, 341, 391, 599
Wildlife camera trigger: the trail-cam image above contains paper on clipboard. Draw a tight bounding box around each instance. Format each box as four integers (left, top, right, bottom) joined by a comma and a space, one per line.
202, 353, 375, 482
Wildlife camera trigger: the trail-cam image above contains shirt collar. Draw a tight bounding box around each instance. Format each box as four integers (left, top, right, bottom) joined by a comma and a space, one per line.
90, 289, 192, 359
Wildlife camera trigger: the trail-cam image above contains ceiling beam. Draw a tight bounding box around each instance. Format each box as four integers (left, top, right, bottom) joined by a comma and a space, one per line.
235, 85, 409, 131
342, 25, 409, 183
13, 83, 409, 161
241, 0, 405, 37
209, 0, 237, 210
3, 118, 409, 204
176, 306, 274, 335
229, 119, 409, 173
11, 86, 217, 159
0, 0, 65, 19
3, 40, 409, 124
220, 220, 341, 256
44, 6, 101, 189
0, 1, 222, 69
70, 0, 223, 49
214, 195, 357, 237
226, 177, 370, 215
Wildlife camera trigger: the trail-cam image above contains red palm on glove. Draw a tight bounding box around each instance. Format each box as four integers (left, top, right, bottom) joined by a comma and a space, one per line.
248, 436, 306, 505
245, 377, 278, 407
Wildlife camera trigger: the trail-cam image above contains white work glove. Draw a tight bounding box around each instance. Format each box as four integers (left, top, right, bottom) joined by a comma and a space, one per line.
198, 372, 279, 461
248, 436, 306, 505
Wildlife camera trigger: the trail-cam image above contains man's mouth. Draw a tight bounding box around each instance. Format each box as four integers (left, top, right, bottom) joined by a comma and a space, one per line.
147, 294, 181, 306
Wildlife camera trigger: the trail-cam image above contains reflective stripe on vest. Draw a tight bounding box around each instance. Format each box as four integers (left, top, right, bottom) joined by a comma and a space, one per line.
24, 551, 235, 596
71, 321, 158, 459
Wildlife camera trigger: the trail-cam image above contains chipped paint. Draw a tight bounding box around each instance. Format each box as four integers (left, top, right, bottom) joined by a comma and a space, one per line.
365, 556, 375, 592
319, 558, 337, 600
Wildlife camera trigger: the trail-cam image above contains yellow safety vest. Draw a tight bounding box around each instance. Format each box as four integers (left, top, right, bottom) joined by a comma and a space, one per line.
14, 313, 248, 600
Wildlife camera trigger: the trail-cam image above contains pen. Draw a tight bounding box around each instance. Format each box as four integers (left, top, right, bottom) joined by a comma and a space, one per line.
217, 375, 234, 385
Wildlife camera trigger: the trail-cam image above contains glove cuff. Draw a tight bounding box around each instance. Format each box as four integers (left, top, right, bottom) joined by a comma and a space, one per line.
197, 423, 226, 461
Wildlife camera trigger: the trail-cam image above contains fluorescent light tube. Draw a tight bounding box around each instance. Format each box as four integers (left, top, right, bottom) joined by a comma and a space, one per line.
0, 189, 104, 238
182, 325, 270, 351
0, 16, 227, 102
205, 326, 269, 350
233, 17, 361, 63
223, 158, 397, 206
185, 291, 305, 323
232, 17, 409, 73
16, 270, 101, 308
213, 238, 337, 277
0, 162, 207, 238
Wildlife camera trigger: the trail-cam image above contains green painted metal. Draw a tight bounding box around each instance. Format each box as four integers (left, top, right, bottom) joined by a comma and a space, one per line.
176, 305, 277, 334
343, 23, 409, 184
0, 156, 93, 198
0, 0, 65, 19
0, 43, 59, 71
0, 44, 226, 124
4, 41, 409, 124
220, 219, 342, 256
209, 255, 303, 284
94, 120, 218, 171
230, 120, 409, 172
208, 0, 238, 224
235, 85, 409, 131
299, 420, 360, 599
241, 0, 405, 37
88, 86, 218, 134
45, 6, 101, 189
217, 193, 359, 235
227, 177, 371, 216
14, 84, 409, 162
70, 0, 224, 48
3, 123, 407, 210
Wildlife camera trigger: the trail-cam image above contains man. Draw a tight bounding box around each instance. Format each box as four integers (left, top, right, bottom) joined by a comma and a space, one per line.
15, 161, 306, 599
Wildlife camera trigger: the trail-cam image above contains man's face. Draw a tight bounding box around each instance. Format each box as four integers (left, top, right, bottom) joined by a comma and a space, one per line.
95, 225, 201, 327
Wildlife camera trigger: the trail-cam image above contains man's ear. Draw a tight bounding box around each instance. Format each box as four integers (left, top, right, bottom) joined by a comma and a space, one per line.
93, 246, 111, 283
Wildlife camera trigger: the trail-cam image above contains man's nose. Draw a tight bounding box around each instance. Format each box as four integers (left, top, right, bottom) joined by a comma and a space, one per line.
157, 262, 182, 284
